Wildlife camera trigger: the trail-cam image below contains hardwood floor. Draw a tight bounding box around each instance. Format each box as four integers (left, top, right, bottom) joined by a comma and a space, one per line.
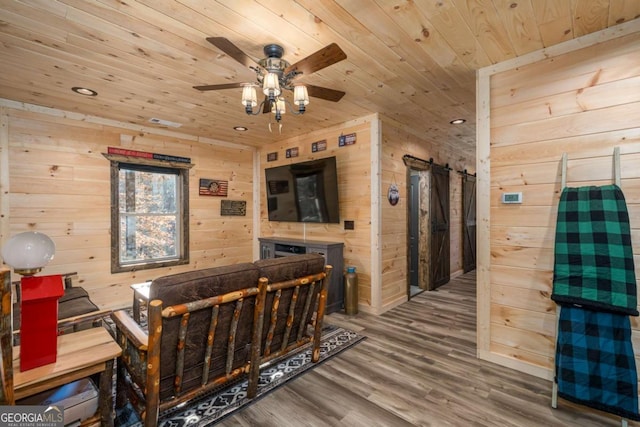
219, 271, 636, 426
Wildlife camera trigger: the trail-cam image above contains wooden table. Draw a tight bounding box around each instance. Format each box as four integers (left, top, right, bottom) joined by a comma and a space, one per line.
13, 327, 122, 427
130, 281, 151, 323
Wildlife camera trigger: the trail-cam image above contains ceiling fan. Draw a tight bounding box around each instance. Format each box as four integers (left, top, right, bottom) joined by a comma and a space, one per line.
194, 37, 347, 123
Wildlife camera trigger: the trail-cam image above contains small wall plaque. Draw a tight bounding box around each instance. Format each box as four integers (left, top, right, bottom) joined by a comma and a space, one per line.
221, 200, 247, 216
199, 178, 228, 196
338, 132, 357, 147
286, 147, 299, 158
267, 152, 278, 162
312, 140, 327, 152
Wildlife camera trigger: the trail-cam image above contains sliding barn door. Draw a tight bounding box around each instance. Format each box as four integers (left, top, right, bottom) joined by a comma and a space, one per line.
430, 164, 450, 289
462, 174, 476, 273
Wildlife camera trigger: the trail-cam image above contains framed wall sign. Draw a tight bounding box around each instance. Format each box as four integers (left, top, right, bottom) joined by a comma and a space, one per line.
338, 133, 357, 147
312, 140, 327, 152
199, 178, 228, 196
221, 200, 247, 216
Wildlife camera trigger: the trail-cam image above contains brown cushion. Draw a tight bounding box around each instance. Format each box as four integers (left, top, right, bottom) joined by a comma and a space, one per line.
13, 286, 98, 330
149, 262, 258, 307
58, 296, 99, 318
59, 286, 90, 303
253, 253, 325, 282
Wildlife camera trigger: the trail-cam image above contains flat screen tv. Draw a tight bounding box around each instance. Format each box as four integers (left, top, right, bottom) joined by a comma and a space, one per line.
265, 156, 340, 223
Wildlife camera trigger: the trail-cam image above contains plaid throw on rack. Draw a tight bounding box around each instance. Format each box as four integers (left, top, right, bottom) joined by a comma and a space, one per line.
555, 305, 640, 421
552, 185, 638, 316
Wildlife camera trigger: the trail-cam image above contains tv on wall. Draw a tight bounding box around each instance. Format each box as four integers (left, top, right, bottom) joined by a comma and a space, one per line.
265, 156, 340, 223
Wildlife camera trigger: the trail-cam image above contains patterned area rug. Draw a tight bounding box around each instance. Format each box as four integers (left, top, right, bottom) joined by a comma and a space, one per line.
115, 325, 365, 426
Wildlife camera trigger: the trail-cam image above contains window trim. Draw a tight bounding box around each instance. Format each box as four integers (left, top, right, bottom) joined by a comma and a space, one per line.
105, 153, 192, 273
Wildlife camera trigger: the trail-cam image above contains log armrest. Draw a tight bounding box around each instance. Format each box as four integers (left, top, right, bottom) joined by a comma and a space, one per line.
111, 310, 148, 350
111, 309, 150, 406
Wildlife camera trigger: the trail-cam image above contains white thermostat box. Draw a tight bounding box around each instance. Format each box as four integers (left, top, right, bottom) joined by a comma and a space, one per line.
501, 192, 523, 204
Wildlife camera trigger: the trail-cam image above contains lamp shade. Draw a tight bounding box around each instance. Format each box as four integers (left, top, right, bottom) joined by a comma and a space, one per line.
293, 85, 309, 106
262, 72, 281, 98
272, 98, 286, 115
1, 231, 56, 275
241, 85, 257, 107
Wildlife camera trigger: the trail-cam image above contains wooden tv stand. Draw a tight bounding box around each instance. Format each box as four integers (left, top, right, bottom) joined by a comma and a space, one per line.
259, 237, 344, 314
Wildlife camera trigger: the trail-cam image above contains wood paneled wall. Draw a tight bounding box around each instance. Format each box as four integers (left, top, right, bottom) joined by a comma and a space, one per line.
258, 116, 377, 311
1, 100, 475, 317
0, 105, 255, 310
478, 23, 640, 378
257, 114, 475, 314
380, 117, 475, 311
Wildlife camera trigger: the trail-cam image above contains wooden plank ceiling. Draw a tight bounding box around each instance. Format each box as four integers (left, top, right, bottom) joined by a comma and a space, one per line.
1, 1, 639, 157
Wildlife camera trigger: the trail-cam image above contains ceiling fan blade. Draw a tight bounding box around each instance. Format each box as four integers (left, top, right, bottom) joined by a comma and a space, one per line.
193, 82, 246, 91
285, 43, 347, 76
206, 37, 257, 68
306, 84, 346, 102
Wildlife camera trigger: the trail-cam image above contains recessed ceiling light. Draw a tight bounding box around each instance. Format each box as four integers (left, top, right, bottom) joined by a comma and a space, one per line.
71, 87, 98, 96
449, 118, 466, 125
233, 126, 248, 132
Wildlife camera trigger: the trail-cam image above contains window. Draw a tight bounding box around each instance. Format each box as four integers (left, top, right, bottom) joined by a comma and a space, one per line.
109, 160, 190, 273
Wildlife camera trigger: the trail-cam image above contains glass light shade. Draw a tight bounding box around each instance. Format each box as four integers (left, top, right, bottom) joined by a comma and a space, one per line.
262, 73, 281, 97
241, 85, 257, 107
271, 98, 286, 115
293, 85, 309, 106
1, 231, 56, 275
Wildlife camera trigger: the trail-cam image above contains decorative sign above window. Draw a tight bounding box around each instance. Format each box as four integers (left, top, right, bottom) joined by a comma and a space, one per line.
107, 146, 191, 164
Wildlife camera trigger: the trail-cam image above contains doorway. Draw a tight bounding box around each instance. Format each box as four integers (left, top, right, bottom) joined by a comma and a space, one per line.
405, 155, 451, 297
430, 163, 451, 289
408, 170, 430, 296
462, 173, 477, 273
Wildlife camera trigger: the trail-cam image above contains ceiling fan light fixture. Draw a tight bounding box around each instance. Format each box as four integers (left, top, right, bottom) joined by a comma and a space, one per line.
196, 38, 347, 131
271, 98, 287, 123
262, 72, 281, 99
241, 85, 257, 113
293, 85, 309, 113
272, 98, 286, 114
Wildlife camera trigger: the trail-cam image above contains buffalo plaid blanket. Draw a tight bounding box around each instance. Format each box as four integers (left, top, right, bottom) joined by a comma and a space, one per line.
555, 305, 640, 420
552, 185, 638, 316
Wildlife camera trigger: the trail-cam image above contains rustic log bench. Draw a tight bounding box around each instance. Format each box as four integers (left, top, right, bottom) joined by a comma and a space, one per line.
110, 254, 331, 427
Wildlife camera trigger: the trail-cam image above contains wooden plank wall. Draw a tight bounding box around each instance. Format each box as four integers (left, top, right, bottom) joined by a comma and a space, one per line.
258, 116, 375, 311
1, 106, 255, 310
380, 117, 475, 311
478, 27, 640, 378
